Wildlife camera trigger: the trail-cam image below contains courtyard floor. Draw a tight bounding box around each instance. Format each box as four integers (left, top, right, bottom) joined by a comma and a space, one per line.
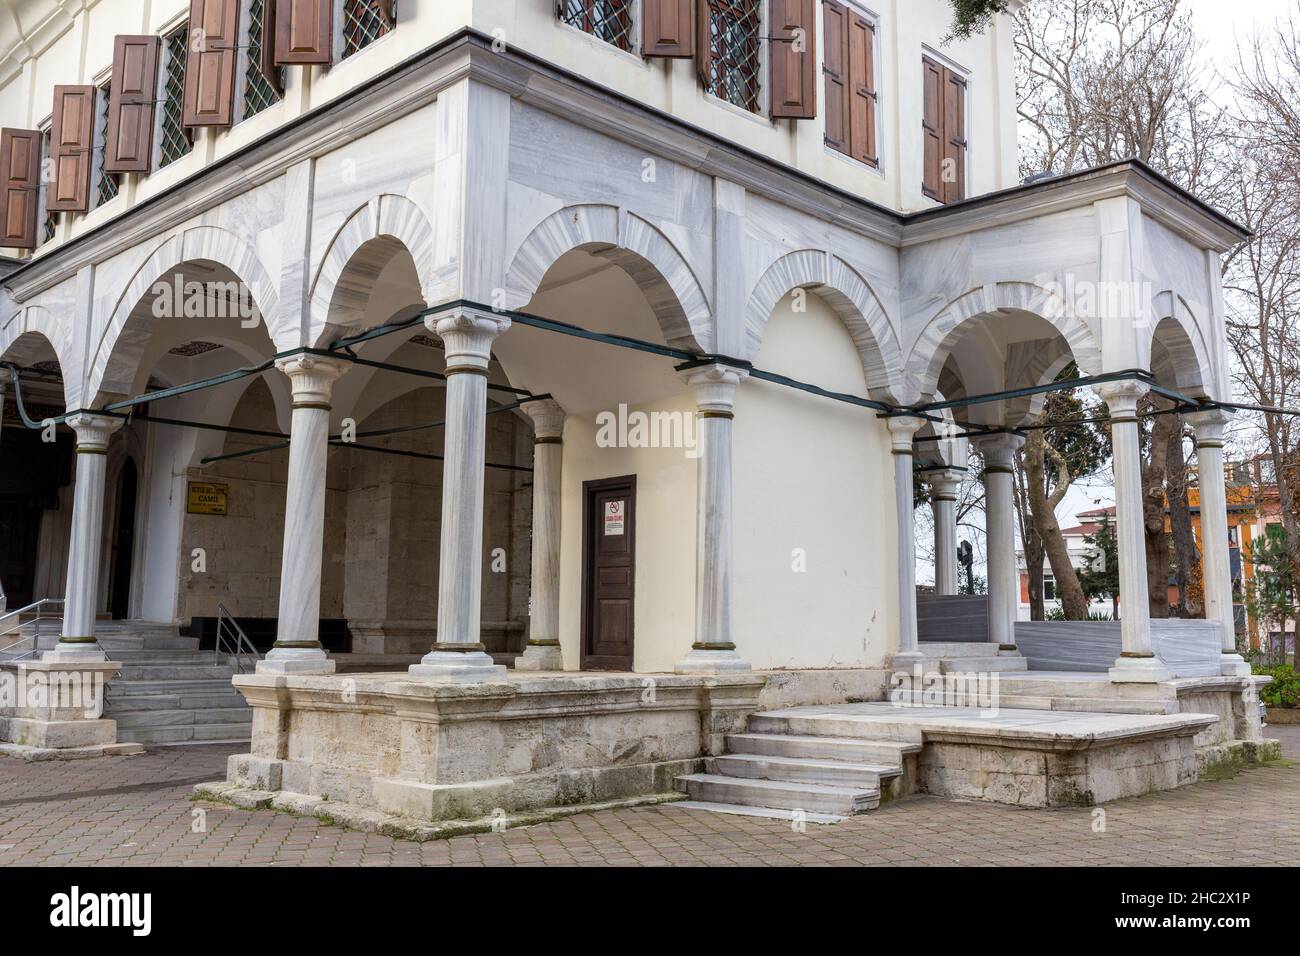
0, 725, 1296, 867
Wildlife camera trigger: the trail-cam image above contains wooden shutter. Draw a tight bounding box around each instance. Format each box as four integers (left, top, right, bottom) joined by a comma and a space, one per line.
921, 56, 943, 201
275, 0, 332, 65
847, 12, 876, 165
184, 0, 241, 127
695, 0, 713, 87
261, 0, 286, 94
0, 129, 42, 248
770, 0, 816, 119
375, 0, 395, 28
644, 0, 695, 58
822, 1, 847, 152
47, 86, 95, 212
105, 35, 162, 173
942, 69, 967, 203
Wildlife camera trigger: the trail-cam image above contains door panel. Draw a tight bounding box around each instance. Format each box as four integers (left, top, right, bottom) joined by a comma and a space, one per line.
581, 476, 636, 670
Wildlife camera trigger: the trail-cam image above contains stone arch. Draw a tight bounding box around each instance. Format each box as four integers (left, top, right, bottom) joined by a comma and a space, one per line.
503, 203, 712, 352
1148, 291, 1212, 398
308, 194, 436, 348
0, 308, 80, 410
89, 226, 279, 405
743, 249, 903, 401
907, 281, 1103, 403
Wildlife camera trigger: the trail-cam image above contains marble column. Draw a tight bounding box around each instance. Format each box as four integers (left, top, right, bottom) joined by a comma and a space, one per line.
1095, 381, 1168, 682
888, 416, 928, 667
257, 355, 348, 676
972, 434, 1023, 651
410, 307, 511, 680
929, 468, 963, 596
515, 398, 566, 671
45, 413, 124, 662
675, 363, 751, 674
1188, 408, 1250, 676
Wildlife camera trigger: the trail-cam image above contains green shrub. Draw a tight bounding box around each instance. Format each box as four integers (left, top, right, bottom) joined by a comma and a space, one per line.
1255, 664, 1300, 708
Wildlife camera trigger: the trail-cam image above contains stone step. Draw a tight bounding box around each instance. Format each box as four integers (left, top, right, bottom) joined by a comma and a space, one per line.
725, 732, 919, 765
127, 722, 252, 746
116, 663, 238, 681
708, 753, 898, 789
113, 707, 251, 730
747, 713, 925, 742
674, 773, 880, 815
666, 801, 846, 824
106, 691, 248, 713
110, 677, 237, 695
101, 648, 216, 661
937, 656, 1028, 673
919, 642, 1006, 658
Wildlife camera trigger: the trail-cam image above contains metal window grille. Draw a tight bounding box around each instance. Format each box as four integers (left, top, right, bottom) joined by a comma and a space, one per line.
95, 84, 120, 207
557, 0, 636, 52
243, 0, 282, 119
703, 0, 762, 113
158, 25, 192, 169
341, 0, 394, 60
40, 129, 56, 243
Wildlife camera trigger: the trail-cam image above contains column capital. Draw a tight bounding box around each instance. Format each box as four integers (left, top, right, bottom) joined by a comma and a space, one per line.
428, 306, 511, 372
1186, 406, 1234, 445
680, 362, 747, 413
927, 468, 965, 501
1093, 379, 1150, 418
885, 414, 927, 453
275, 354, 349, 406
65, 412, 124, 451
971, 432, 1024, 471
522, 398, 566, 440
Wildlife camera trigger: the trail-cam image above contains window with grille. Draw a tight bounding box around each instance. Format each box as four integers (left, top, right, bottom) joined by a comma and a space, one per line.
39, 128, 56, 243
341, 0, 395, 60
94, 83, 120, 207
703, 1, 763, 113
158, 25, 192, 169
243, 0, 282, 119
557, 0, 636, 52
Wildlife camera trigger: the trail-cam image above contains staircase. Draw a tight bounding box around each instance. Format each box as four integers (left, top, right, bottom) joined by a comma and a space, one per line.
100, 622, 252, 746
912, 641, 1028, 673
673, 711, 921, 822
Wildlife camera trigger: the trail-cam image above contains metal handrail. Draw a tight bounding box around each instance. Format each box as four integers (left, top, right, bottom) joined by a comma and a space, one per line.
215, 603, 260, 674
0, 598, 66, 661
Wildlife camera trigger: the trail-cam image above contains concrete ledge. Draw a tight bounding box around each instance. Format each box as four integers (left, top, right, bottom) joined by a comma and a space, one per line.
1196, 738, 1284, 777
0, 741, 144, 761
193, 781, 687, 842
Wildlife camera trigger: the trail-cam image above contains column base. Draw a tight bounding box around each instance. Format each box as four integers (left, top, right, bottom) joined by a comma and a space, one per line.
408, 649, 507, 681
889, 650, 928, 671
42, 641, 108, 663
256, 646, 336, 676
1108, 654, 1171, 684
1220, 652, 1252, 677
674, 646, 752, 674
513, 641, 565, 671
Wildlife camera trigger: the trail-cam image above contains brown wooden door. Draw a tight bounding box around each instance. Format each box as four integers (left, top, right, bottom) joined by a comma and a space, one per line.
581, 475, 636, 670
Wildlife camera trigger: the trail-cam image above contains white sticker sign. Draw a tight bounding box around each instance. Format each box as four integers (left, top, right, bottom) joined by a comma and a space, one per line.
604, 500, 626, 536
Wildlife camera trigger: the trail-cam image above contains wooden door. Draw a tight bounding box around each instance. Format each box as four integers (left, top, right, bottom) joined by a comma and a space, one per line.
581, 475, 636, 670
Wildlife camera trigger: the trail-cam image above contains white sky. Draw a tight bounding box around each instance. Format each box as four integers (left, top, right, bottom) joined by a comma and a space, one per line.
1185, 0, 1295, 71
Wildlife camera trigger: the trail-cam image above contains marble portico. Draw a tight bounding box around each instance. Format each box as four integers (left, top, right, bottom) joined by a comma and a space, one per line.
0, 34, 1269, 799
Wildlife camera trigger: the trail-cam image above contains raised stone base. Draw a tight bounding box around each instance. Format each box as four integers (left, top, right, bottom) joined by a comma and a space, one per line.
226, 670, 765, 822
513, 642, 564, 671
0, 659, 138, 757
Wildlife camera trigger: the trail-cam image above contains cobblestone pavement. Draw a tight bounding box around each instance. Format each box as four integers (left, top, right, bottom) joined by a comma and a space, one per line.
0, 726, 1296, 867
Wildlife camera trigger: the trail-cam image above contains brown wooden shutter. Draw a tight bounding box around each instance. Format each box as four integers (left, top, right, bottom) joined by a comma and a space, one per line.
47, 86, 96, 212
183, 0, 241, 127
847, 12, 876, 166
261, 0, 285, 95
921, 56, 943, 201
275, 0, 332, 65
105, 35, 162, 173
942, 69, 967, 203
0, 129, 42, 248
644, 0, 695, 58
822, 1, 848, 152
375, 0, 396, 28
695, 0, 714, 87
770, 0, 816, 119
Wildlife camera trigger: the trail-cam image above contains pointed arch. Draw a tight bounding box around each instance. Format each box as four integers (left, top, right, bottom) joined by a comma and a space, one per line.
1, 305, 81, 410
1148, 290, 1212, 398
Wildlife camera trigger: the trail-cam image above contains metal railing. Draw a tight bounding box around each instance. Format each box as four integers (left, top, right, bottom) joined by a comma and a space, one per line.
215, 603, 260, 674
0, 598, 65, 661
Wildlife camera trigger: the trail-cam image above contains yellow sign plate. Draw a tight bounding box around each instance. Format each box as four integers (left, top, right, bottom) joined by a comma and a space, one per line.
187, 481, 228, 515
